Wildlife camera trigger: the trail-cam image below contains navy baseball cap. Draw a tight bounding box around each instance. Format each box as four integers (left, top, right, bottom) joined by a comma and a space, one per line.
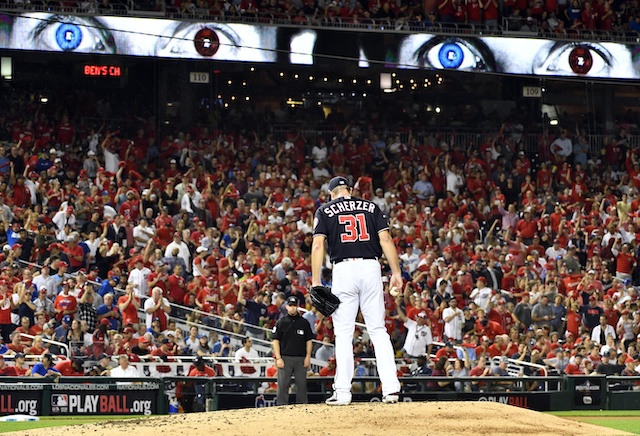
328, 176, 350, 191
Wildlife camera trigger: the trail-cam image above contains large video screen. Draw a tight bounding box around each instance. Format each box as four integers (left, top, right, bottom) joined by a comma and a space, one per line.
0, 13, 637, 79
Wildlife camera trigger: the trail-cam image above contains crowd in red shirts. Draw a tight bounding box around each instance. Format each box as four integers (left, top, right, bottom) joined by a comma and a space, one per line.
32, 0, 640, 36
0, 95, 640, 382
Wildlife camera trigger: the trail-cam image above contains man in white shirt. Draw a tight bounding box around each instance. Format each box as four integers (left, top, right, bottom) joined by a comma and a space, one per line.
33, 264, 57, 299
102, 136, 120, 173
311, 140, 328, 164
180, 185, 203, 214
109, 354, 141, 378
144, 287, 171, 330
469, 277, 493, 311
396, 301, 433, 358
132, 218, 156, 248
234, 337, 260, 362
444, 155, 464, 196
164, 232, 191, 273
128, 257, 152, 298
545, 239, 567, 260
399, 244, 420, 274
52, 206, 77, 238
372, 189, 389, 216
442, 298, 464, 341
550, 129, 572, 160
312, 161, 331, 180
591, 315, 616, 346
234, 337, 260, 377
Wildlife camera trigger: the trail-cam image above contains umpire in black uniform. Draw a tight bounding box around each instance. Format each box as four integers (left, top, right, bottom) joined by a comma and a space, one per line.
272, 296, 315, 405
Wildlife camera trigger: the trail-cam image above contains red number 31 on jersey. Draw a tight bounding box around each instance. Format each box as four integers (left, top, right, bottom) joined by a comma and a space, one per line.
338, 213, 371, 243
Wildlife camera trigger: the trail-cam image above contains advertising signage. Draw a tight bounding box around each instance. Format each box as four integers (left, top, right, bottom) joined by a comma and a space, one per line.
0, 13, 638, 79
0, 386, 42, 416
49, 383, 159, 415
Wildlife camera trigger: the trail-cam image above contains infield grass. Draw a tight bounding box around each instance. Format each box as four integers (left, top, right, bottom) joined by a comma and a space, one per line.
0, 415, 146, 433
548, 410, 640, 434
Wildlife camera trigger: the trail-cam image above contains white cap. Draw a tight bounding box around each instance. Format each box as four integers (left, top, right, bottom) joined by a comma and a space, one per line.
87, 150, 96, 156
196, 246, 208, 253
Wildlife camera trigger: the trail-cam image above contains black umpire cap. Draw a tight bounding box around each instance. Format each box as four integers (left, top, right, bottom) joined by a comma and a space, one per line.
286, 296, 299, 306
328, 176, 350, 191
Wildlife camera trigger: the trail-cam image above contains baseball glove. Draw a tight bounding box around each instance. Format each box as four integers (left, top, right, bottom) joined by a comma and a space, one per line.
309, 286, 340, 317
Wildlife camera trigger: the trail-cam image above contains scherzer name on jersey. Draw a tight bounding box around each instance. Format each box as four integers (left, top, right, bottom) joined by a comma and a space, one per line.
322, 200, 376, 217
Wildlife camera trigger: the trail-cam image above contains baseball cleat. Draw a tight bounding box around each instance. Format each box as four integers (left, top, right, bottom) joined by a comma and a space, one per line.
325, 392, 351, 406
382, 393, 399, 403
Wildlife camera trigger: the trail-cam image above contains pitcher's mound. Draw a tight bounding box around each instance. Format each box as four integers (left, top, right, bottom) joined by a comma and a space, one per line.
13, 402, 632, 436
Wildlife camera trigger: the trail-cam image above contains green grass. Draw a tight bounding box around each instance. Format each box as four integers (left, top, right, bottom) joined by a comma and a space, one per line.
0, 415, 146, 433
549, 410, 640, 417
579, 419, 640, 434
548, 410, 640, 434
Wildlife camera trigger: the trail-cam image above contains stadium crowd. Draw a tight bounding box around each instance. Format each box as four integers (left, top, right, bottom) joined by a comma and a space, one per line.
3, 0, 640, 37
0, 88, 638, 388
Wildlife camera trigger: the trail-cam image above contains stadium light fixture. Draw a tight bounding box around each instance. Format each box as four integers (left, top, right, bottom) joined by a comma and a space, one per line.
1, 57, 11, 80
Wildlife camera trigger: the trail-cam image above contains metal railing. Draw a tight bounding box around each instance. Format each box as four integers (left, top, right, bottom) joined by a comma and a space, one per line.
19, 333, 70, 359
273, 127, 640, 157
16, 259, 339, 360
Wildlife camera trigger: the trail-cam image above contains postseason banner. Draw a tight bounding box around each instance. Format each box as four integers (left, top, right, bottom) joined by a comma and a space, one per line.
0, 13, 638, 79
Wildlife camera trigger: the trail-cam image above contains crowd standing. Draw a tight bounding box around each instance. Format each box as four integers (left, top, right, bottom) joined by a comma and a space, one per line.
6, 0, 640, 38
0, 93, 638, 389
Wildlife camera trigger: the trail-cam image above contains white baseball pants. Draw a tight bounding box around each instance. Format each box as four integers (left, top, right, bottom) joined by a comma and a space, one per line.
331, 259, 400, 400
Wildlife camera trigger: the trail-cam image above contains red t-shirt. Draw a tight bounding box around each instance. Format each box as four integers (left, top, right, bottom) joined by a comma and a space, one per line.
54, 294, 77, 321
0, 293, 12, 324
188, 365, 216, 377
564, 363, 583, 375
118, 295, 140, 326
64, 244, 85, 268
54, 360, 85, 376
167, 274, 187, 304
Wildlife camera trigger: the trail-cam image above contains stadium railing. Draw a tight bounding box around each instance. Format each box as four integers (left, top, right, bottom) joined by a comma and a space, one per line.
19, 334, 70, 359
272, 127, 638, 157
16, 260, 341, 363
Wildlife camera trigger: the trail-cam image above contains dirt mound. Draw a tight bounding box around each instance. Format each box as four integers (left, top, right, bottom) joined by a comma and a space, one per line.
12, 402, 632, 436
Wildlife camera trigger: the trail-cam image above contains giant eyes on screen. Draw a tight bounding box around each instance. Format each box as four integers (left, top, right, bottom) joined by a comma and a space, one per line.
194, 28, 220, 57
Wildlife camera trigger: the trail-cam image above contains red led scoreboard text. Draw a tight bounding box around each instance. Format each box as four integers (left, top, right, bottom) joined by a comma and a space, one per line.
83, 65, 122, 77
